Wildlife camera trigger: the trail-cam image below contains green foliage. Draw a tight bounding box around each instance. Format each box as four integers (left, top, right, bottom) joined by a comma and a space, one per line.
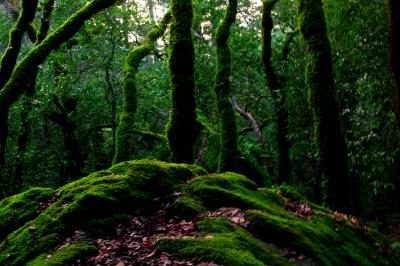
0, 0, 119, 109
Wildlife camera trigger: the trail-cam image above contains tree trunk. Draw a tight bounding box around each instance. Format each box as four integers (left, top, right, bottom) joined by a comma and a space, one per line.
113, 11, 171, 164
166, 0, 197, 164
14, 0, 55, 193
214, 0, 238, 172
297, 0, 352, 212
48, 97, 83, 184
262, 0, 290, 184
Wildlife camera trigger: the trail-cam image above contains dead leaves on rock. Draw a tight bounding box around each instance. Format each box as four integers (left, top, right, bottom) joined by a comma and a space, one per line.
37, 192, 60, 213
208, 207, 248, 227
87, 206, 221, 266
282, 201, 313, 219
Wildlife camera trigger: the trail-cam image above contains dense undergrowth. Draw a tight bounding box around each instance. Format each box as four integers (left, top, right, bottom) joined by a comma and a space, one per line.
0, 160, 398, 265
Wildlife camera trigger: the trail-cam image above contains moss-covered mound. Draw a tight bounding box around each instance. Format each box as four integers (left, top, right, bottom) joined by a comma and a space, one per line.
0, 160, 204, 265
0, 160, 398, 265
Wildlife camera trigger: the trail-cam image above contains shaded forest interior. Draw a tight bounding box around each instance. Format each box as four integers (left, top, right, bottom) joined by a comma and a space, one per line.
1, 0, 400, 264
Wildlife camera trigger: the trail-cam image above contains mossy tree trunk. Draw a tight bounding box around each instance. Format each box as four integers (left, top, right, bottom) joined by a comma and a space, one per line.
0, 0, 38, 194
297, 0, 352, 212
113, 11, 171, 164
387, 0, 400, 209
166, 0, 197, 164
14, 0, 55, 193
214, 0, 238, 172
0, 0, 118, 194
262, 0, 290, 184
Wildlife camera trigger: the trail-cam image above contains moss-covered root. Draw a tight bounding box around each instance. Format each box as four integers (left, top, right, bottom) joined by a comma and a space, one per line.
297, 0, 352, 212
214, 0, 238, 172
261, 0, 290, 184
0, 187, 53, 240
26, 241, 97, 266
113, 11, 171, 164
158, 217, 291, 266
166, 0, 197, 164
0, 0, 39, 90
245, 210, 399, 266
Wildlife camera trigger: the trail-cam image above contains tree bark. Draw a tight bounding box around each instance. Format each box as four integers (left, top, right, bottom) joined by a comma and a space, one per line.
166, 0, 197, 164
231, 96, 262, 144
297, 0, 352, 212
214, 0, 238, 172
262, 0, 290, 184
113, 11, 171, 164
14, 0, 55, 193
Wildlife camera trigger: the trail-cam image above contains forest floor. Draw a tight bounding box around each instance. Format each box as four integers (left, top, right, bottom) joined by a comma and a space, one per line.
0, 160, 399, 265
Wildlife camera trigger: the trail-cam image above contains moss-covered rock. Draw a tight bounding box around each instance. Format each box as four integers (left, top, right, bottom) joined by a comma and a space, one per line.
158, 217, 290, 266
0, 160, 205, 265
26, 241, 97, 266
0, 187, 53, 240
163, 172, 399, 265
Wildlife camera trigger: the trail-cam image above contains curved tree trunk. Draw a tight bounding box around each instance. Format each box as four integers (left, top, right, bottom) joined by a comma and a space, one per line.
166, 0, 197, 163
297, 0, 352, 212
214, 0, 238, 172
14, 0, 55, 193
113, 11, 171, 164
262, 0, 290, 184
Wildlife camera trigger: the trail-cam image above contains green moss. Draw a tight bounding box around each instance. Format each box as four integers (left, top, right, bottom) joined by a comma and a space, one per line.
0, 160, 205, 265
170, 195, 206, 220
297, 0, 352, 212
0, 187, 53, 240
245, 209, 395, 265
1, 161, 398, 265
166, 0, 197, 163
185, 173, 291, 218
113, 11, 171, 164
27, 241, 97, 266
158, 217, 290, 266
